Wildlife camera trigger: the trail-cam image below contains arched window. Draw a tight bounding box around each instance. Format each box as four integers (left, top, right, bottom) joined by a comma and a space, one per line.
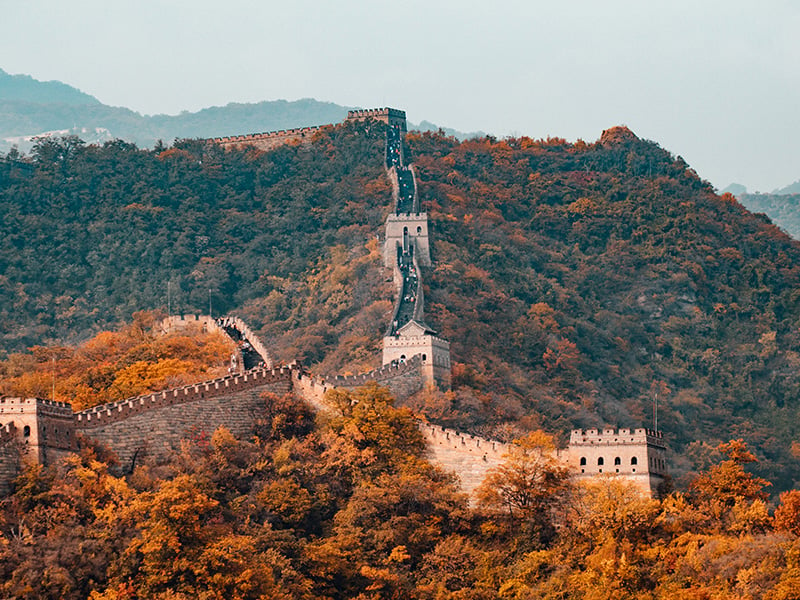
416, 226, 422, 234
597, 457, 604, 466
580, 457, 587, 466
614, 457, 621, 465
422, 353, 427, 361
631, 456, 638, 465
23, 425, 31, 437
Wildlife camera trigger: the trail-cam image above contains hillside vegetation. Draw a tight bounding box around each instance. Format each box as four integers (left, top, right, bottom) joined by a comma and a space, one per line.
2, 389, 800, 599
3, 121, 800, 489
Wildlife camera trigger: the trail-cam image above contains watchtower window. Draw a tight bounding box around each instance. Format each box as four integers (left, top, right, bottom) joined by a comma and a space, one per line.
614, 457, 621, 466
597, 457, 604, 466
631, 456, 638, 465
23, 425, 31, 437
580, 457, 586, 466
416, 226, 422, 234
422, 353, 427, 361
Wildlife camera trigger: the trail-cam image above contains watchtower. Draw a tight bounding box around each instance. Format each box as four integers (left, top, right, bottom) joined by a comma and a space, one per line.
0, 397, 77, 465
561, 427, 667, 498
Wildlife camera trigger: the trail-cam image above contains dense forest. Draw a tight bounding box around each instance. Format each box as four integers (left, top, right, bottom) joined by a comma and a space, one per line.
3, 119, 800, 491
2, 387, 800, 599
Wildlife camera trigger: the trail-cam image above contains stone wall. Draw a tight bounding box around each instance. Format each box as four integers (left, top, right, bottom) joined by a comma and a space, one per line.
328, 354, 427, 399
0, 424, 20, 496
216, 316, 274, 368
420, 423, 512, 496
76, 368, 293, 469
213, 126, 325, 152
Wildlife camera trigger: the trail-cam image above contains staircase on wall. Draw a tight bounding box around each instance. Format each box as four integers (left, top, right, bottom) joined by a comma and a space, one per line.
380, 114, 451, 389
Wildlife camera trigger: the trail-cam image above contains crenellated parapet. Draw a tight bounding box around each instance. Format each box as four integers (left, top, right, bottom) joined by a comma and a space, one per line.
419, 422, 512, 458
329, 354, 424, 387
75, 366, 294, 430
569, 427, 666, 449
213, 125, 326, 152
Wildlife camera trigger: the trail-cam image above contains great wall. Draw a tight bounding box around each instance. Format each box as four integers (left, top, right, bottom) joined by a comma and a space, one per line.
0, 108, 668, 499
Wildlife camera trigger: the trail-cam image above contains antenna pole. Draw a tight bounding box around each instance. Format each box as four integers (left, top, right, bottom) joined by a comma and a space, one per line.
654, 392, 658, 432
168, 281, 171, 319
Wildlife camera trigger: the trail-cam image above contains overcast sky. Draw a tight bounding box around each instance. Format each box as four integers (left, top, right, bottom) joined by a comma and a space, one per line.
2, 0, 798, 192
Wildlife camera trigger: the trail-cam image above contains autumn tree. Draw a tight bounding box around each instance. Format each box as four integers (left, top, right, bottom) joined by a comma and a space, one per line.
476, 431, 570, 548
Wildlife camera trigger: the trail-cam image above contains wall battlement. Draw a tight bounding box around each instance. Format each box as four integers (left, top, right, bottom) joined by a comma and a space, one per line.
212, 106, 407, 153
213, 125, 325, 152
419, 423, 512, 458
0, 396, 74, 417
570, 428, 666, 449
329, 354, 424, 386
75, 366, 294, 430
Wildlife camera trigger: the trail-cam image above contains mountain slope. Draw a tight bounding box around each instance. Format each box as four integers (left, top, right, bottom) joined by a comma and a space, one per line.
3, 122, 800, 489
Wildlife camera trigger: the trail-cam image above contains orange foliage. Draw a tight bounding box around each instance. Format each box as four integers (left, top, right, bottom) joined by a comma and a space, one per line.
0, 312, 234, 410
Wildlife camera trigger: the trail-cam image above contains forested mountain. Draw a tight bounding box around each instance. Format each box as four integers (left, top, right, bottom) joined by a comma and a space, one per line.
3, 120, 800, 492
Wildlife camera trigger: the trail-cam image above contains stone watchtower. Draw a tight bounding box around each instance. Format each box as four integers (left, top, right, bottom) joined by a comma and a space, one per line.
560, 427, 667, 498
0, 397, 77, 465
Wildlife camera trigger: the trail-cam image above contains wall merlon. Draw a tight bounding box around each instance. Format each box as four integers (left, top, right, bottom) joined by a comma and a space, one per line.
75, 366, 294, 430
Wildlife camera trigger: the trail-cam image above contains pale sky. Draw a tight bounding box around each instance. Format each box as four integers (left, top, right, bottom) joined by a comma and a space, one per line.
2, 0, 799, 192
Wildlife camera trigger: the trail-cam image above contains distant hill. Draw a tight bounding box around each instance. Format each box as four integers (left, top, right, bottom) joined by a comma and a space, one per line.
0, 68, 100, 105
739, 192, 800, 239
0, 69, 481, 152
720, 182, 747, 197
773, 180, 800, 195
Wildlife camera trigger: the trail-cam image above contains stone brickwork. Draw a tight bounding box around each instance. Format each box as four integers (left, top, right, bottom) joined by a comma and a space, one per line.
0, 423, 21, 496
420, 423, 512, 496
80, 375, 292, 469
0, 397, 76, 464
76, 367, 293, 431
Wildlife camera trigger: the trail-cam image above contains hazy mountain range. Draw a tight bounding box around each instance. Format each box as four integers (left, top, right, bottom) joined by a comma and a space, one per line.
0, 68, 483, 153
